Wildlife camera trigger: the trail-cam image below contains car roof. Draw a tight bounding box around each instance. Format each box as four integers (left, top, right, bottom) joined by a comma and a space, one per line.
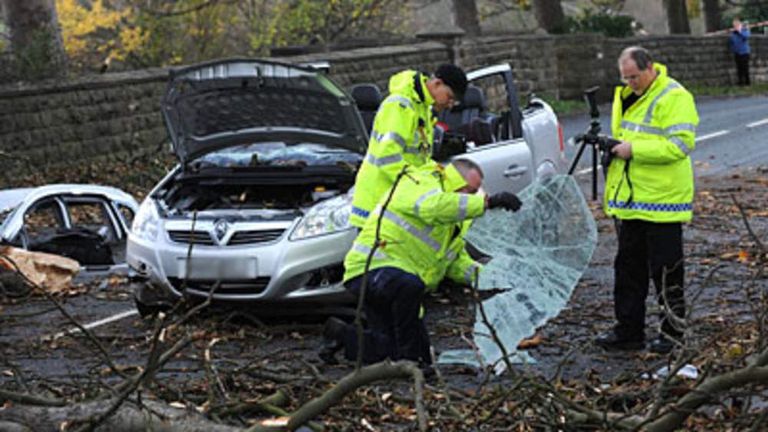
0, 184, 138, 213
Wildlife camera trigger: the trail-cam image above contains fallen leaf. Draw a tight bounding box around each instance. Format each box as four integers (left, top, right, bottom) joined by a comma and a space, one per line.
360, 418, 376, 431
517, 334, 543, 349
737, 250, 750, 263
726, 343, 743, 358
261, 417, 289, 427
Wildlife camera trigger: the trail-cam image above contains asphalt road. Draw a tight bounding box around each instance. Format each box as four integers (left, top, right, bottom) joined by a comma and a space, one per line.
3, 93, 767, 387
561, 94, 768, 177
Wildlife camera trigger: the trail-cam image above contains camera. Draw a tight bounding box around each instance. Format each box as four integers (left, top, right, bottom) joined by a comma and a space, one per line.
579, 132, 621, 169
567, 86, 621, 200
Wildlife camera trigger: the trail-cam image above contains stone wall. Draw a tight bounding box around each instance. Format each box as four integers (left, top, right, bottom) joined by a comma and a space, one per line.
0, 36, 765, 187
283, 42, 450, 91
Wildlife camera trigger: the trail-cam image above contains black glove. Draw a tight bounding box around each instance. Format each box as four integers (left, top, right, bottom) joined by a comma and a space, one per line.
488, 192, 522, 212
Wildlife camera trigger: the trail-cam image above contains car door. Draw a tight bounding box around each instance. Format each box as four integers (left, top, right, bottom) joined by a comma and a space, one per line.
63, 196, 124, 268
455, 64, 533, 194
19, 197, 66, 249
461, 138, 533, 195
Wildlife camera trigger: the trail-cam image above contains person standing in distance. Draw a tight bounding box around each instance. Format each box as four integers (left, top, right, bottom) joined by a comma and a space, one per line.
729, 17, 751, 86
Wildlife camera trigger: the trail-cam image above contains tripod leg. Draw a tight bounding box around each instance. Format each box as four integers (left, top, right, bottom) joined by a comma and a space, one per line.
567, 140, 589, 175
592, 143, 598, 200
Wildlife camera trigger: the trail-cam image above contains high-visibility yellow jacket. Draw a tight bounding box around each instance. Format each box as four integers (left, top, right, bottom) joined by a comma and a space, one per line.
604, 63, 699, 223
344, 163, 485, 291
350, 70, 437, 228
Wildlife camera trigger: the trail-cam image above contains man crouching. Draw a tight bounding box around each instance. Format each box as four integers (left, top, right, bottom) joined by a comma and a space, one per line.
320, 159, 522, 366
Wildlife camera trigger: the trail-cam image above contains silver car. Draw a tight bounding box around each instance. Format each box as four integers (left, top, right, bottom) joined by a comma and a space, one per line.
0, 184, 138, 272
127, 59, 565, 311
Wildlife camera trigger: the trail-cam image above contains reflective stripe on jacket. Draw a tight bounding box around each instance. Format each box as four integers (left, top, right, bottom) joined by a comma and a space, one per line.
604, 63, 699, 223
344, 163, 484, 291
350, 70, 437, 227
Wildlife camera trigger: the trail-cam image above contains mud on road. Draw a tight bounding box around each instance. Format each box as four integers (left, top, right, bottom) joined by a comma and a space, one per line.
1, 169, 767, 430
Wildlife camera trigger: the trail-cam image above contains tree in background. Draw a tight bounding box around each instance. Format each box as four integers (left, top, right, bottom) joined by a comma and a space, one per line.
453, 0, 482, 36
50, 0, 399, 72
532, 0, 566, 32
56, 0, 144, 71
3, 0, 67, 80
247, 0, 398, 51
737, 0, 768, 24
666, 0, 692, 33
703, 0, 722, 32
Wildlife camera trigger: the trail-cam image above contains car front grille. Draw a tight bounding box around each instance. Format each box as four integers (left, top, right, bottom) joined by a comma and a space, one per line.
168, 277, 270, 295
168, 230, 215, 246
168, 228, 286, 246
228, 229, 285, 245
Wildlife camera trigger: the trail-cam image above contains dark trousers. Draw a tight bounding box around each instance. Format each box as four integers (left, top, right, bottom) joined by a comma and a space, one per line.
614, 220, 685, 340
735, 53, 751, 86
342, 267, 431, 364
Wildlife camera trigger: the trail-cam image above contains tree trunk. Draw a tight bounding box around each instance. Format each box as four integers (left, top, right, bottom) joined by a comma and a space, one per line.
2, 0, 67, 80
0, 398, 240, 432
532, 0, 566, 33
702, 0, 722, 33
665, 0, 691, 34
452, 0, 481, 37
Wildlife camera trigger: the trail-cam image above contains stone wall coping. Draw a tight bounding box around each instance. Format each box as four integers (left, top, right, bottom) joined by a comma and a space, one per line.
0, 67, 170, 98
281, 41, 447, 63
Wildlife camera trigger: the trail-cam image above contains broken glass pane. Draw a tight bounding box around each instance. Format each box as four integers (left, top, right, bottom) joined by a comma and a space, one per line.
438, 175, 597, 373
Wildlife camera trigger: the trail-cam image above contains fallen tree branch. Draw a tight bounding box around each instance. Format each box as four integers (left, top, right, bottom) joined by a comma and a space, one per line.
249, 360, 427, 432
731, 193, 766, 253
643, 364, 768, 431
0, 398, 240, 432
0, 253, 127, 379
0, 389, 65, 407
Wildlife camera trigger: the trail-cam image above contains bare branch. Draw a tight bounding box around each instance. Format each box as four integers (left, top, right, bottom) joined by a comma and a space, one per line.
277, 360, 427, 432
144, 0, 239, 18
644, 364, 768, 431
731, 193, 766, 253
0, 253, 128, 379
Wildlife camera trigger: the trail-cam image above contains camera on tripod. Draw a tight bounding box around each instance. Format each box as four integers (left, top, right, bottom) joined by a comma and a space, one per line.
577, 131, 621, 169
567, 86, 621, 200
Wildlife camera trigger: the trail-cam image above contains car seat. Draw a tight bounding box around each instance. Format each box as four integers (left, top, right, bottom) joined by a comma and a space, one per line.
350, 84, 382, 135
439, 85, 486, 132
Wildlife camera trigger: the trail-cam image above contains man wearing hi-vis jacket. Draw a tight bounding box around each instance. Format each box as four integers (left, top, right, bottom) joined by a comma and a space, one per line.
349, 64, 468, 229
596, 46, 699, 355
320, 159, 522, 366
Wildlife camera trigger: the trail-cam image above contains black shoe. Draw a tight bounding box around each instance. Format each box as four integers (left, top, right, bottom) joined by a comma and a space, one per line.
595, 331, 645, 351
649, 336, 675, 354
318, 317, 346, 365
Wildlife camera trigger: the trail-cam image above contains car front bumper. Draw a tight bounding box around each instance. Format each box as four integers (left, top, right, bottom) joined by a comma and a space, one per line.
127, 218, 357, 303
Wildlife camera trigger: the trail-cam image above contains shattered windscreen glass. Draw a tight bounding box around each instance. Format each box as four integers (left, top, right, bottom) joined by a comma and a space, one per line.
196, 142, 363, 167
439, 175, 597, 373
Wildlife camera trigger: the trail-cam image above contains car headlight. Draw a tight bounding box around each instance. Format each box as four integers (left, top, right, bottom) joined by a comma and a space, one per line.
290, 191, 353, 240
131, 198, 160, 241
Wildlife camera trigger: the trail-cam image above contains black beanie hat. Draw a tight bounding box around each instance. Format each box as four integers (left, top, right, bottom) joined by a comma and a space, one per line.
434, 64, 468, 101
